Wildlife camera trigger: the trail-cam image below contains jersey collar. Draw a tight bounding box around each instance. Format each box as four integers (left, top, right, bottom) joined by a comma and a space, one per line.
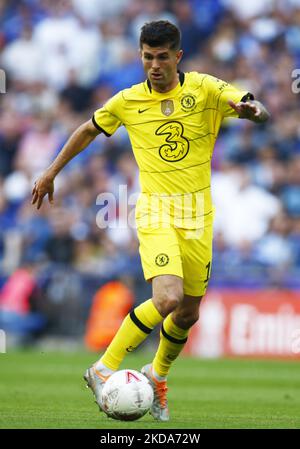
146, 71, 185, 94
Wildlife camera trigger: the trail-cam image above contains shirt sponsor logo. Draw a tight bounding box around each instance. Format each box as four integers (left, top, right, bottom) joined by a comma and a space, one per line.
155, 121, 189, 162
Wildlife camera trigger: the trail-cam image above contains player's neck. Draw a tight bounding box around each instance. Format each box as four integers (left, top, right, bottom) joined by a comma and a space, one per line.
152, 72, 179, 93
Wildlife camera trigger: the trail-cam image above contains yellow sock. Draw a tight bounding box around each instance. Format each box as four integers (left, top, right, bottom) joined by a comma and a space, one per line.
153, 314, 190, 378
99, 299, 163, 371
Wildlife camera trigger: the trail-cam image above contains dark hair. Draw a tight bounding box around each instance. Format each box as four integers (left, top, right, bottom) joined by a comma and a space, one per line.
140, 20, 181, 51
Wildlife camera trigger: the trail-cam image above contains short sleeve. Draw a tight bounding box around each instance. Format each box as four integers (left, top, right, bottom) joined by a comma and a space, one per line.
92, 91, 124, 136
204, 75, 253, 118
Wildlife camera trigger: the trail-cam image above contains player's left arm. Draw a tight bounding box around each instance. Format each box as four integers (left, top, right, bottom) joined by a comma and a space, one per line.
228, 98, 270, 123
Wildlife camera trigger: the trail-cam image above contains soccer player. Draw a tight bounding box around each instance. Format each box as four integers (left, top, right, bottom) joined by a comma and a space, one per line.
32, 21, 269, 421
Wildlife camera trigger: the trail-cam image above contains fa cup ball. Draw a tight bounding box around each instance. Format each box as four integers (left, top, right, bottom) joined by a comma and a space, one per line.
101, 369, 154, 421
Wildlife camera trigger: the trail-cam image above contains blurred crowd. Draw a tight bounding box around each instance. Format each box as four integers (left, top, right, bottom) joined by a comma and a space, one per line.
0, 0, 300, 338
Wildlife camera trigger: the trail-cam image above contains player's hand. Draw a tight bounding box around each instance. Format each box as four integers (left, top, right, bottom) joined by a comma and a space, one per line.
31, 174, 54, 210
228, 99, 261, 120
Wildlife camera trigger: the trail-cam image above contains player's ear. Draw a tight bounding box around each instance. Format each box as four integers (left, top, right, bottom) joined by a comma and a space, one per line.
176, 49, 183, 64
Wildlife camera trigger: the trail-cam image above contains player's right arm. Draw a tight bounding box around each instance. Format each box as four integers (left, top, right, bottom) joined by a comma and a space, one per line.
202, 74, 269, 121
32, 119, 100, 209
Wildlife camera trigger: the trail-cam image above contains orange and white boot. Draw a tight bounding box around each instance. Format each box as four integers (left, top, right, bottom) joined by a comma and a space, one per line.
141, 364, 169, 421
84, 366, 111, 412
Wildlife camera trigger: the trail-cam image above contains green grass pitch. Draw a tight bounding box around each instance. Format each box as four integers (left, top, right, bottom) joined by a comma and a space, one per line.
0, 350, 299, 429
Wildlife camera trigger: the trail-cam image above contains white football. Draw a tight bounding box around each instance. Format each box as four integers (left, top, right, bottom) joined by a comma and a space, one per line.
101, 369, 154, 421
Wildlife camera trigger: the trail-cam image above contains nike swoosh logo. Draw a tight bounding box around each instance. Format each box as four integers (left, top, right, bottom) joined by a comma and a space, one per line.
138, 108, 151, 114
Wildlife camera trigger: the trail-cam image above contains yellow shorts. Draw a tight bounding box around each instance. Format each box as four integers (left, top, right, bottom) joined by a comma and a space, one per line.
137, 222, 213, 297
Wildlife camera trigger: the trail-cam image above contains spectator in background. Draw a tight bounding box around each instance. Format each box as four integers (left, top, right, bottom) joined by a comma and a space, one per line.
281, 156, 300, 218
1, 25, 43, 85
130, 0, 177, 44
14, 111, 60, 178
44, 207, 77, 265
212, 165, 281, 248
171, 0, 202, 58
32, 0, 102, 89
72, 0, 129, 23
96, 17, 140, 92
0, 259, 46, 346
289, 218, 300, 269
220, 0, 274, 20
0, 109, 21, 177
60, 69, 93, 113
108, 152, 140, 199
252, 144, 287, 194
254, 212, 294, 267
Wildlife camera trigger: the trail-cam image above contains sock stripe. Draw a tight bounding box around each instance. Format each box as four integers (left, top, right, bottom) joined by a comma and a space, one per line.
130, 310, 152, 334
161, 323, 188, 345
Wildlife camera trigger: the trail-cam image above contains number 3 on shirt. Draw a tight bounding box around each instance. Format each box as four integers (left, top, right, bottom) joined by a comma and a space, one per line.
155, 121, 189, 162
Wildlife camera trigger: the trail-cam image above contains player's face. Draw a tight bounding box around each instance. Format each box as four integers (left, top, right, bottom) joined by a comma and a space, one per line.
140, 44, 183, 91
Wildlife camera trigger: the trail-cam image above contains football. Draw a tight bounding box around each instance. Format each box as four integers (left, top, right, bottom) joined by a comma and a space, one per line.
101, 369, 154, 421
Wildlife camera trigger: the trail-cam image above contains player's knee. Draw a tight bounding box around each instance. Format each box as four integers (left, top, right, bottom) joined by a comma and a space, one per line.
153, 291, 183, 317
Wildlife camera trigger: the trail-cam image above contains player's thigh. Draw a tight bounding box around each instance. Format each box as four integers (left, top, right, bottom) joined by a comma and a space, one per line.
152, 274, 184, 304
137, 225, 183, 282
137, 226, 184, 316
177, 225, 213, 297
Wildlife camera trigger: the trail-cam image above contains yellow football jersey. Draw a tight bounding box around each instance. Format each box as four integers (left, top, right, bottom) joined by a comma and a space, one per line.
93, 72, 251, 229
